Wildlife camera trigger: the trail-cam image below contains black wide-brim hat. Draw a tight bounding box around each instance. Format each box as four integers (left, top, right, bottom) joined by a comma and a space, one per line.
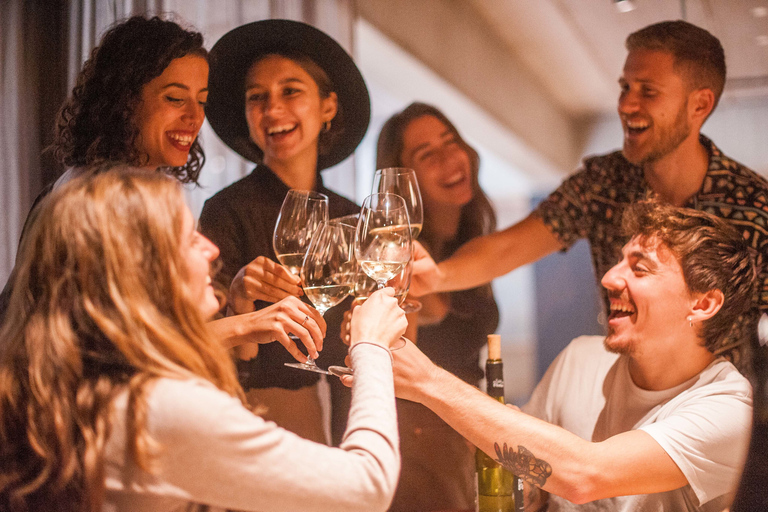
205, 19, 370, 170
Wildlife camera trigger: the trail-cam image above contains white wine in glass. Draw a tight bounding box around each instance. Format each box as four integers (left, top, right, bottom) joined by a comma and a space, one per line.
372, 168, 423, 311
353, 257, 419, 313
273, 190, 329, 275
355, 193, 412, 289
372, 168, 423, 240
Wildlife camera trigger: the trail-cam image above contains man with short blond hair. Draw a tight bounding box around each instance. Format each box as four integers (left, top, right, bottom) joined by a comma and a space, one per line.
411, 20, 768, 365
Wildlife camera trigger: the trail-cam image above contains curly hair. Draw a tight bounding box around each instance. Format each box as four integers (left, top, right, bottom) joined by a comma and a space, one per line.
53, 16, 208, 184
0, 166, 243, 511
622, 202, 757, 356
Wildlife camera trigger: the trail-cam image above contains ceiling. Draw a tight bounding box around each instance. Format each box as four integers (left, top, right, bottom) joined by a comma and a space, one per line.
469, 0, 768, 116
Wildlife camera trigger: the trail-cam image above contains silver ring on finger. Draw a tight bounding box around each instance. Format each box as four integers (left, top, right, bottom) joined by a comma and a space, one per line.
301, 315, 309, 327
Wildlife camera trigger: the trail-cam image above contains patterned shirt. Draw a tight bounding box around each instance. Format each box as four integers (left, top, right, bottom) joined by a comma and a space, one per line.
536, 135, 768, 360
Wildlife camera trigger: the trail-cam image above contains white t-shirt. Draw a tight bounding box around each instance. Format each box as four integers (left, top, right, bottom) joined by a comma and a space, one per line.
102, 344, 399, 512
522, 335, 752, 512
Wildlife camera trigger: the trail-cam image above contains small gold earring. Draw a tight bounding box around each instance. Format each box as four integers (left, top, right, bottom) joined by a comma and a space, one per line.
687, 316, 693, 327
323, 120, 331, 133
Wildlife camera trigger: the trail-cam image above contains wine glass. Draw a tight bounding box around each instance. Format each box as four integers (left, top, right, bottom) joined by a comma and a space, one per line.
273, 190, 329, 275
372, 168, 423, 312
372, 168, 423, 240
325, 205, 415, 378
330, 213, 359, 229
355, 193, 412, 289
285, 221, 356, 374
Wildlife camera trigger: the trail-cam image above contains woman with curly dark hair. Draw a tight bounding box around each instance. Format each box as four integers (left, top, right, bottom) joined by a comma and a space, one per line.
0, 15, 207, 321
1, 16, 326, 363
53, 14, 208, 183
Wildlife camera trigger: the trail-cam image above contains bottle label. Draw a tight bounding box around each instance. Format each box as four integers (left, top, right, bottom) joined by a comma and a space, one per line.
485, 361, 504, 400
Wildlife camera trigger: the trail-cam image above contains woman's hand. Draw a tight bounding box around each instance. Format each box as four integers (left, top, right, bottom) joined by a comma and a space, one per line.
350, 288, 407, 351
210, 296, 326, 363
229, 256, 303, 313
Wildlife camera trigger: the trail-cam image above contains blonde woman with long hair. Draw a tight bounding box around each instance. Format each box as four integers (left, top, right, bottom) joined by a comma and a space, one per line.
0, 166, 405, 512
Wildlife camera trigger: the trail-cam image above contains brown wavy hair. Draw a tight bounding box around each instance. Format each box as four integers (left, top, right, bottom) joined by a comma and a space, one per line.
0, 166, 243, 511
53, 16, 207, 184
376, 102, 496, 262
626, 20, 726, 111
623, 202, 757, 356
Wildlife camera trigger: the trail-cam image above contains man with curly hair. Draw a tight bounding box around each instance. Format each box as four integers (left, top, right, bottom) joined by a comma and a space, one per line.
390, 203, 756, 511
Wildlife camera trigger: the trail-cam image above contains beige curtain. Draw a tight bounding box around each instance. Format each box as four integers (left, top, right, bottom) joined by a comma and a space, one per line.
0, 0, 358, 285
0, 1, 29, 286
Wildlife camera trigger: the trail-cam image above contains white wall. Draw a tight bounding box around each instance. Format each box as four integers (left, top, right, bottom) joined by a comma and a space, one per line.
579, 95, 768, 176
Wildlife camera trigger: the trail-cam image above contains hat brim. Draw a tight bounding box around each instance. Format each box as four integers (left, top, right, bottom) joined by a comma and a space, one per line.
205, 19, 370, 170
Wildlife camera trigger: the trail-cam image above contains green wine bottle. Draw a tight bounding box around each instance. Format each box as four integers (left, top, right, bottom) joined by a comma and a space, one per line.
475, 334, 523, 512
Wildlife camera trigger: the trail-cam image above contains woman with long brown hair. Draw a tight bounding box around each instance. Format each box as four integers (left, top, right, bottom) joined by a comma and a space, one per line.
0, 166, 405, 512
376, 102, 500, 511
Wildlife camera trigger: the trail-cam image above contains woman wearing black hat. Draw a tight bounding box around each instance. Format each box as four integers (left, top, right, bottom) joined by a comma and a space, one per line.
199, 20, 370, 444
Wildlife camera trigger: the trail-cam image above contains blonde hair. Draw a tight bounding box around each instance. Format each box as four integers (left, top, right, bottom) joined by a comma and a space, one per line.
0, 166, 243, 511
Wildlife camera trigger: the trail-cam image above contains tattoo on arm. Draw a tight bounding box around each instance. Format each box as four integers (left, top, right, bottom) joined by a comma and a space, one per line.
494, 443, 553, 488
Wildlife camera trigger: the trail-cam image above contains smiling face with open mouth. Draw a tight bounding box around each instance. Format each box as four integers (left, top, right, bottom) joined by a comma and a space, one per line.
401, 115, 474, 209
618, 49, 694, 166
244, 55, 337, 169
135, 55, 208, 169
600, 235, 695, 357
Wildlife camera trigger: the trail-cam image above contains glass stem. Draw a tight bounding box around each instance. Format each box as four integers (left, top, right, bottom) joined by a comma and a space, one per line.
304, 308, 328, 365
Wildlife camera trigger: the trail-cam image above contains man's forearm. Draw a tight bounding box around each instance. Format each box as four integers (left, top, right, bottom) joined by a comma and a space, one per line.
413, 366, 687, 504
435, 214, 562, 292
